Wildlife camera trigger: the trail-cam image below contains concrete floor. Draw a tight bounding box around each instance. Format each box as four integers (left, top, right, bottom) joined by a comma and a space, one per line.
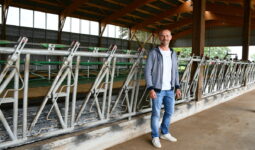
107, 90, 255, 150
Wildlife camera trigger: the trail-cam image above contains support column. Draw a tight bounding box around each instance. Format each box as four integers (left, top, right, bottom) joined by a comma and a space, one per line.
98, 22, 106, 69
242, 0, 252, 61
57, 14, 66, 69
128, 28, 132, 50
57, 14, 66, 44
1, 1, 10, 40
98, 22, 106, 47
192, 0, 205, 56
192, 0, 206, 101
0, 0, 11, 62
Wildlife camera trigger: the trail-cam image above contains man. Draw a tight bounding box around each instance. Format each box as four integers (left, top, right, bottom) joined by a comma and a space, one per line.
145, 29, 181, 148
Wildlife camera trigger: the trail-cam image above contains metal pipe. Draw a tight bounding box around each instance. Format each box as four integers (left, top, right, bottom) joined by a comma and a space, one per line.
0, 68, 17, 94
65, 58, 72, 125
107, 57, 116, 119
71, 56, 80, 127
0, 110, 16, 140
23, 54, 30, 138
13, 57, 19, 137
0, 47, 138, 58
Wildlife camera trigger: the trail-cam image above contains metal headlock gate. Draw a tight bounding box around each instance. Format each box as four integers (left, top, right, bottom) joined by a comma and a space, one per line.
0, 37, 255, 148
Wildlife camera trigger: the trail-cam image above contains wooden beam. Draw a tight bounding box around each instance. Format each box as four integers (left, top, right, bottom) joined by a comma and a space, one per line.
1, 0, 12, 40
85, 3, 145, 20
59, 0, 88, 30
161, 0, 177, 7
192, 0, 206, 101
242, 0, 252, 60
10, 3, 59, 14
209, 0, 255, 6
150, 3, 255, 32
60, 0, 88, 18
192, 0, 205, 56
57, 0, 89, 43
146, 3, 161, 10
166, 18, 193, 30
172, 18, 255, 40
27, 0, 64, 7
57, 15, 65, 43
104, 0, 126, 7
164, 11, 248, 34
206, 3, 244, 16
172, 21, 242, 40
209, 0, 243, 5
132, 1, 193, 30
101, 0, 154, 24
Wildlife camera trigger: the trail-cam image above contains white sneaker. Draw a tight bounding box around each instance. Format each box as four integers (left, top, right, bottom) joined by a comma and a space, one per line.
152, 137, 161, 148
160, 133, 177, 142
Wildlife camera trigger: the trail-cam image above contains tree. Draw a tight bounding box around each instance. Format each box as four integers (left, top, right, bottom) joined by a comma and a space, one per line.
251, 53, 255, 61
173, 47, 230, 59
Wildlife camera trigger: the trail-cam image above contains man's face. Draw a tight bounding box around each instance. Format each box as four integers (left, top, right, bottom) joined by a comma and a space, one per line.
159, 30, 172, 46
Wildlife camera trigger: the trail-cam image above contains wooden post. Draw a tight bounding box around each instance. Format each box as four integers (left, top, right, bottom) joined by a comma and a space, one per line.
242, 0, 252, 61
192, 0, 206, 101
57, 14, 66, 44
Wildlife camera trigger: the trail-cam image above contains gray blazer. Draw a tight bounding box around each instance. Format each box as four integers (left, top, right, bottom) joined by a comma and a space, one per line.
145, 47, 180, 91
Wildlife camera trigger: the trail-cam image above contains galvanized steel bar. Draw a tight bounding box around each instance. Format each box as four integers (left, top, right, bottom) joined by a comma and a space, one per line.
23, 54, 30, 138
13, 57, 19, 137
71, 56, 80, 127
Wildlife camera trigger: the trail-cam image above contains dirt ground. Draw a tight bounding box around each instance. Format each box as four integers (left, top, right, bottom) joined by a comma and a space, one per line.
107, 90, 255, 150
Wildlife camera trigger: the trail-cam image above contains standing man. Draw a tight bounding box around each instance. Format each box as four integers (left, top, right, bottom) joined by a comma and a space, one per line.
145, 29, 181, 148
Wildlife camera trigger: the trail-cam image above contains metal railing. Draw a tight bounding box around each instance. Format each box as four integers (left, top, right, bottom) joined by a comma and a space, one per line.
0, 37, 255, 148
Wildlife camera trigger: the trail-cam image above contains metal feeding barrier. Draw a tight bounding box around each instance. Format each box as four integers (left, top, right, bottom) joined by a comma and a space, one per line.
0, 37, 255, 149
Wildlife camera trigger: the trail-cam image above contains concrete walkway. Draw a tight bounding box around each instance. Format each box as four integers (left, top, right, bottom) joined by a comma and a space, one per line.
107, 90, 255, 150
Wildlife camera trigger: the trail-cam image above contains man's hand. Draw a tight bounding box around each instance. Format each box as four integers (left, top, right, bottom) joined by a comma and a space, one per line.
149, 90, 157, 99
176, 89, 182, 99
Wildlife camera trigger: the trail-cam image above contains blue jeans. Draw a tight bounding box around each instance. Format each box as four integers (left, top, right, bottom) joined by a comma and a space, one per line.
151, 90, 175, 138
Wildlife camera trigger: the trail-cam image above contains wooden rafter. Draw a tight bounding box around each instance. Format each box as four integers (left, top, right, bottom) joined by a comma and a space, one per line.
132, 1, 193, 30
9, 3, 58, 14
207, 3, 243, 16
3, 0, 255, 36
101, 0, 155, 24
172, 21, 235, 40
27, 0, 64, 7
104, 0, 126, 7
85, 2, 145, 20
60, 0, 88, 17
77, 9, 135, 24
169, 12, 246, 32
136, 8, 155, 16
145, 3, 161, 10
160, 0, 177, 7
172, 19, 255, 40
209, 0, 255, 6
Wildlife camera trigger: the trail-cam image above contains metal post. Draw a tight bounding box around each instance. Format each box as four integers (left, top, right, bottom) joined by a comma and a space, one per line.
71, 56, 80, 127
65, 57, 72, 125
107, 57, 116, 119
23, 54, 30, 138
